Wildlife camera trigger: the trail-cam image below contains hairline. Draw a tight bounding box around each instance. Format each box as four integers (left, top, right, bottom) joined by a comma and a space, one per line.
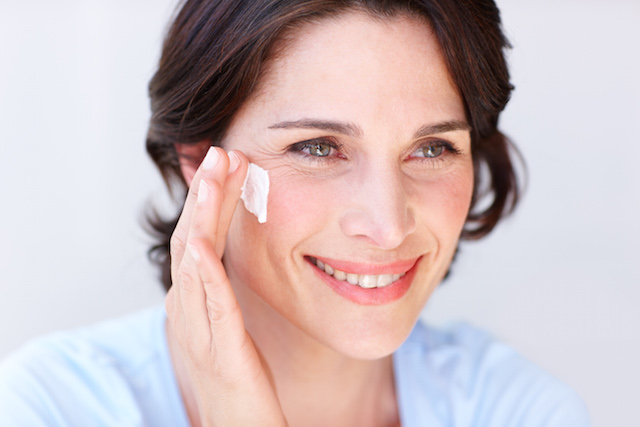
243, 5, 433, 107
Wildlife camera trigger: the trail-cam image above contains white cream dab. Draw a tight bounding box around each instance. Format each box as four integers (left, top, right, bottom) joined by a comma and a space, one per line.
240, 163, 269, 223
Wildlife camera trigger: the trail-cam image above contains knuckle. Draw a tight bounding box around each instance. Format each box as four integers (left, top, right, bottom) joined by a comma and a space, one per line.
170, 231, 186, 255
190, 216, 206, 235
175, 266, 199, 293
205, 295, 227, 324
206, 294, 239, 326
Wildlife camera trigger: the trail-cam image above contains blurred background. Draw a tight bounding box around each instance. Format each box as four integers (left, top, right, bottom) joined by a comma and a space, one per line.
1, 1, 638, 425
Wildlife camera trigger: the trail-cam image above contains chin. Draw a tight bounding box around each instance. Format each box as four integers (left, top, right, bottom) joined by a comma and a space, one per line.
317, 312, 420, 361
334, 333, 412, 361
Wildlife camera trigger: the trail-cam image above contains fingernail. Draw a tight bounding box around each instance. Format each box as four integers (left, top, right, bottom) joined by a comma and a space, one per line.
197, 180, 210, 203
188, 244, 200, 262
228, 151, 240, 174
201, 146, 219, 171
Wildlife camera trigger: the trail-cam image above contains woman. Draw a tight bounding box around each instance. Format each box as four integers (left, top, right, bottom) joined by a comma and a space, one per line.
0, 0, 589, 425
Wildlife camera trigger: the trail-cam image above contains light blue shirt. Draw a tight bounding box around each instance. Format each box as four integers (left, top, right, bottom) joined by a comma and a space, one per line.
0, 307, 589, 426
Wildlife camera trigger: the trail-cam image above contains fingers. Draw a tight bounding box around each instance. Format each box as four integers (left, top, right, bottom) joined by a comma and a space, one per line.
168, 145, 248, 357
189, 238, 247, 359
170, 147, 247, 276
215, 151, 249, 256
172, 242, 211, 354
171, 147, 227, 277
174, 156, 227, 350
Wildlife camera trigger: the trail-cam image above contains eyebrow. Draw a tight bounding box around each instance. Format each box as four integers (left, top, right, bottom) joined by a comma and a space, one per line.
268, 119, 363, 138
413, 120, 471, 138
268, 118, 470, 139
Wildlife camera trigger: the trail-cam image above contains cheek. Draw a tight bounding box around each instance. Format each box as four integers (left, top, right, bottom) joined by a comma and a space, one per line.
415, 165, 474, 239
224, 173, 339, 311
266, 175, 335, 234
225, 173, 335, 279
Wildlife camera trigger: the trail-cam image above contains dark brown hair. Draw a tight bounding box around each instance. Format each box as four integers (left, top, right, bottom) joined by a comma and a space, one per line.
146, 0, 521, 292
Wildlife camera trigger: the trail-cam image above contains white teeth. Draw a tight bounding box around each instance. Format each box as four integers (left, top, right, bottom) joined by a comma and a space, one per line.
358, 275, 378, 289
312, 258, 407, 289
346, 273, 359, 285
334, 269, 346, 281
324, 263, 334, 275
378, 274, 394, 287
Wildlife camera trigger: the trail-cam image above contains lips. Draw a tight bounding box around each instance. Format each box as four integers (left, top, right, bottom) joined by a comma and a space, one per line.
306, 255, 421, 305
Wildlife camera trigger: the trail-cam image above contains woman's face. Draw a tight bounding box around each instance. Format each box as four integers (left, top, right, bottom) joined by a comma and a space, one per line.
222, 12, 473, 359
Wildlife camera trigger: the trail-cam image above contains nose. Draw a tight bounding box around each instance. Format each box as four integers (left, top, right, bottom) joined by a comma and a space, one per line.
339, 163, 416, 250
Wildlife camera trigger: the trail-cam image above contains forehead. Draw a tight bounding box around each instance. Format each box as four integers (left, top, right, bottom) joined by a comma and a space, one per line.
231, 11, 465, 137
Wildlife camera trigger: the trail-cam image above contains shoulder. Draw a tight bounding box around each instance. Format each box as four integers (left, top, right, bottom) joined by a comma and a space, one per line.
0, 306, 186, 426
394, 320, 590, 427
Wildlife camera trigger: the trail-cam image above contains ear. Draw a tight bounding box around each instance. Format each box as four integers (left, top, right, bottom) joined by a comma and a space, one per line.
174, 142, 210, 187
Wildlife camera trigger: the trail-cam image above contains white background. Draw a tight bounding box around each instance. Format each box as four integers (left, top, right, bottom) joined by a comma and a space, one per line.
1, 1, 638, 425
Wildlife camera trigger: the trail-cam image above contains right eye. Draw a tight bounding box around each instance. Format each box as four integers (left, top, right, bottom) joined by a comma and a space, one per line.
303, 142, 332, 157
288, 138, 344, 161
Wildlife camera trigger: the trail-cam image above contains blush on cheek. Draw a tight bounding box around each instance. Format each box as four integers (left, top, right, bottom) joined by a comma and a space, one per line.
438, 169, 475, 230
414, 168, 474, 240
266, 177, 336, 231
225, 174, 337, 308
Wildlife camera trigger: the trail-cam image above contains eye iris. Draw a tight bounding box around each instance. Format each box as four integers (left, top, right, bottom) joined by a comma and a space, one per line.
310, 143, 330, 157
424, 145, 444, 158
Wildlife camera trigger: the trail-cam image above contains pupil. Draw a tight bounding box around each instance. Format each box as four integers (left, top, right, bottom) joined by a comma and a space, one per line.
426, 145, 444, 158
311, 143, 330, 157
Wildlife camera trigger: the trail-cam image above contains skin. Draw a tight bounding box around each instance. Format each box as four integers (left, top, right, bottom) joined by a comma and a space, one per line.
166, 11, 474, 427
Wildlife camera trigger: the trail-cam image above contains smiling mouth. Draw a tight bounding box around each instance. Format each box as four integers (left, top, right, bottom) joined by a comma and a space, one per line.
308, 256, 407, 289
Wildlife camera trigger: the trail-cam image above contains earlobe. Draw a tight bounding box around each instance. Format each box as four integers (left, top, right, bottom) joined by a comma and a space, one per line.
174, 142, 211, 186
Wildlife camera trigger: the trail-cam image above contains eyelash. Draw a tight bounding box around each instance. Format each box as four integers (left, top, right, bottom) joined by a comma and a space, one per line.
287, 137, 461, 164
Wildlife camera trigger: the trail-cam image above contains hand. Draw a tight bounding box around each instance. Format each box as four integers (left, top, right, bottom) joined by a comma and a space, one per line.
165, 146, 287, 427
